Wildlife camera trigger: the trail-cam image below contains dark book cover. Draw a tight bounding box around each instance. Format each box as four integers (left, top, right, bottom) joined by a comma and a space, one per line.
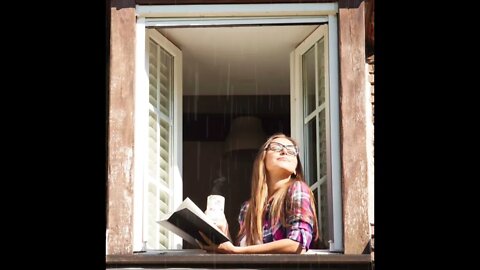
158, 197, 231, 247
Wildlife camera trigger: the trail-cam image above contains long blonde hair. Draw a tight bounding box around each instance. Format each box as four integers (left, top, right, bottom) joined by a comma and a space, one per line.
237, 133, 319, 246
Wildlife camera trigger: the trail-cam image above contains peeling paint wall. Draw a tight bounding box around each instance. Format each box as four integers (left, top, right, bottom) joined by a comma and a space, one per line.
106, 0, 137, 255
366, 55, 374, 260
338, 0, 370, 254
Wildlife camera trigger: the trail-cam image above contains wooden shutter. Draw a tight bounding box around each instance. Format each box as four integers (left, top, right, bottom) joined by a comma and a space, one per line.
144, 37, 174, 249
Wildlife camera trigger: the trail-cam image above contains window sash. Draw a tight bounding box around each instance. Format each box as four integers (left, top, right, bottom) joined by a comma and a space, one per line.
145, 40, 173, 249
134, 25, 183, 251
291, 23, 343, 251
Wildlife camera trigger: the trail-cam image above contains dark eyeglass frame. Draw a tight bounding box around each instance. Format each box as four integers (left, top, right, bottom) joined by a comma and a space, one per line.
265, 141, 299, 156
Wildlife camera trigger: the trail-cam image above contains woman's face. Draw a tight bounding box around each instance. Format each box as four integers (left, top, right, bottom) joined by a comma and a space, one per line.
264, 137, 298, 176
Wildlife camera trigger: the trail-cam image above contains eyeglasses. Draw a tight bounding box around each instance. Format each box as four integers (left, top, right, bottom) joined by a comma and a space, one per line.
265, 142, 299, 156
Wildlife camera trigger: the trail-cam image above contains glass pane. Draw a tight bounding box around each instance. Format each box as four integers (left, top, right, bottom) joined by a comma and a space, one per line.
303, 45, 316, 116
158, 190, 170, 248
145, 185, 170, 249
159, 118, 170, 186
146, 37, 174, 249
304, 119, 317, 186
318, 110, 327, 178
318, 180, 329, 248
149, 39, 159, 107
311, 186, 320, 247
145, 182, 158, 249
159, 48, 173, 117
317, 38, 326, 106
148, 111, 158, 179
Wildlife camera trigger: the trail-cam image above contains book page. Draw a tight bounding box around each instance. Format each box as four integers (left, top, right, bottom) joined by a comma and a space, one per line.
177, 198, 228, 238
158, 197, 231, 247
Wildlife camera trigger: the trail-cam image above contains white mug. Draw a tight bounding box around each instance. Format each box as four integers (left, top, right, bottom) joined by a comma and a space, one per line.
206, 195, 225, 224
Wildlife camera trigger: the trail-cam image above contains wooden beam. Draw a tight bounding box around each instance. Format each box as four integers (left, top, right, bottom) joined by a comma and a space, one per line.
107, 253, 372, 268
136, 0, 337, 5
106, 0, 137, 255
338, 0, 370, 255
365, 0, 375, 57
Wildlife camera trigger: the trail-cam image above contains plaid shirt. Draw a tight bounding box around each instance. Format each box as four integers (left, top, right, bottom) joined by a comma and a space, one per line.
238, 180, 316, 249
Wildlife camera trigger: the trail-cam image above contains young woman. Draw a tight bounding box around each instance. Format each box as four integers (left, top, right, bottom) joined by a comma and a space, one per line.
198, 133, 319, 254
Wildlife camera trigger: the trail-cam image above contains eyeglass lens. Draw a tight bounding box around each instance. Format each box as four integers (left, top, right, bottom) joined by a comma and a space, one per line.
268, 142, 298, 155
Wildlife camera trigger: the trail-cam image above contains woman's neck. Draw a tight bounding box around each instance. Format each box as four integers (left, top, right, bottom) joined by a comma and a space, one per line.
267, 174, 291, 198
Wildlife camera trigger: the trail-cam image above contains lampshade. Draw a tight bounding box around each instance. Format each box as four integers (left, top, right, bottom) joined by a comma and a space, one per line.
224, 116, 266, 152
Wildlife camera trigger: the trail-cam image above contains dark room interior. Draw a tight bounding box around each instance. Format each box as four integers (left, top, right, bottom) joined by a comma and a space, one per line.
183, 94, 290, 245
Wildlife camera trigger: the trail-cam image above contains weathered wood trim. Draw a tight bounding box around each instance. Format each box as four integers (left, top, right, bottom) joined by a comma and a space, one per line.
366, 54, 375, 262
136, 0, 337, 5
338, 0, 370, 254
365, 0, 374, 57
106, 0, 137, 255
107, 253, 372, 269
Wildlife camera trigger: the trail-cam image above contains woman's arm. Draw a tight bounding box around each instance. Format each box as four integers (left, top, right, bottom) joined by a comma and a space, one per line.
198, 232, 303, 254
234, 238, 303, 254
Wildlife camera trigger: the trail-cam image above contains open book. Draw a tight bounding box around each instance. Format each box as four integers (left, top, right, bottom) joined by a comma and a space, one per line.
157, 197, 231, 247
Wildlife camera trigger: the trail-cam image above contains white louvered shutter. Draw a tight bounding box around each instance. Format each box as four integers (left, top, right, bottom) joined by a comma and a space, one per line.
144, 36, 174, 250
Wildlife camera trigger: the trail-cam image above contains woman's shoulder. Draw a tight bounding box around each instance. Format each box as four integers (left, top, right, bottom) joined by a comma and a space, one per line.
288, 180, 312, 193
286, 180, 313, 203
286, 180, 313, 209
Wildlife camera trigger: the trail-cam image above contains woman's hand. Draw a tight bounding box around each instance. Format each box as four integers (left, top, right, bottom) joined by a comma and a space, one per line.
197, 231, 239, 254
214, 212, 229, 236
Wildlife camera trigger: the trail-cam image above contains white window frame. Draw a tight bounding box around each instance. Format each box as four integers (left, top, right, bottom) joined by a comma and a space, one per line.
290, 19, 343, 251
134, 19, 183, 251
134, 2, 340, 251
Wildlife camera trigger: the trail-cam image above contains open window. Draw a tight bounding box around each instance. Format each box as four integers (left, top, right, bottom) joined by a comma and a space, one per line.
134, 3, 342, 252
291, 24, 343, 250
133, 28, 183, 250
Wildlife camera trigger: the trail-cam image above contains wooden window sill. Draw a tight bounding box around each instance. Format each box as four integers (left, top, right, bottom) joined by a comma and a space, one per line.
106, 249, 372, 269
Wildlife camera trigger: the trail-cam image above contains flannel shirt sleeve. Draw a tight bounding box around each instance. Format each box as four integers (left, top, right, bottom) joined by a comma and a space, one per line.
285, 181, 316, 250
